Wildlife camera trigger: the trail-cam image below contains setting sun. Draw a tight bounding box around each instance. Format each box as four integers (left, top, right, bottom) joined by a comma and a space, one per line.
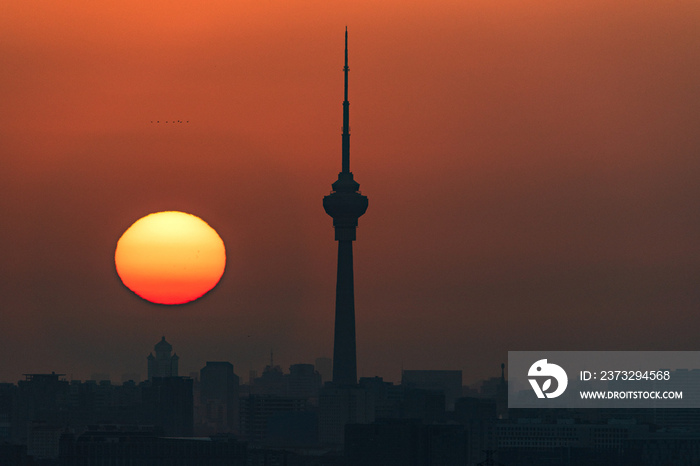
115, 211, 226, 305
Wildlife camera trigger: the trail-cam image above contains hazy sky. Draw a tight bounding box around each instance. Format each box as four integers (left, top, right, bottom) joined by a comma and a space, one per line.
1, 0, 699, 384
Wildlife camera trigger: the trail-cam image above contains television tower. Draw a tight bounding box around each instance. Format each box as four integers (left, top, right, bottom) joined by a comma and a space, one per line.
323, 28, 368, 386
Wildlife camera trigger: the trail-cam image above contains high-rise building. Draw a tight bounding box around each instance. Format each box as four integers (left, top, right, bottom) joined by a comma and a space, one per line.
250, 363, 285, 396
147, 337, 179, 380
16, 373, 68, 444
0, 383, 17, 442
141, 376, 194, 437
319, 386, 375, 446
322, 27, 368, 387
401, 370, 463, 411
199, 361, 240, 434
286, 364, 321, 400
240, 395, 308, 444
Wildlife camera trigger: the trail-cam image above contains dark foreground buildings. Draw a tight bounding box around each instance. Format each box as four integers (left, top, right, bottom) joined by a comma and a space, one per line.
3, 370, 700, 464
59, 427, 246, 466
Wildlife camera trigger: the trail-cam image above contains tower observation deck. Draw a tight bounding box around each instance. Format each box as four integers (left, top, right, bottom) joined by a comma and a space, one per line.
322, 28, 368, 387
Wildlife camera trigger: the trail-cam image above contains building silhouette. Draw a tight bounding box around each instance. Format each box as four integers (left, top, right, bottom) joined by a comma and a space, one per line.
319, 385, 375, 446
286, 364, 322, 400
141, 376, 194, 437
250, 361, 285, 396
358, 376, 403, 419
0, 383, 17, 442
199, 361, 240, 434
59, 426, 247, 465
401, 370, 462, 411
15, 373, 68, 445
318, 30, 375, 448
147, 336, 179, 380
323, 27, 368, 387
240, 395, 308, 444
345, 420, 469, 466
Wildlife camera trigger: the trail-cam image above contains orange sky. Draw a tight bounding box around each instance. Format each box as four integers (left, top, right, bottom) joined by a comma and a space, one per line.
1, 0, 699, 384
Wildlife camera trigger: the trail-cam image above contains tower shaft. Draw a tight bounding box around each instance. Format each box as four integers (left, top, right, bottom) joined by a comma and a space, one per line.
332, 240, 357, 385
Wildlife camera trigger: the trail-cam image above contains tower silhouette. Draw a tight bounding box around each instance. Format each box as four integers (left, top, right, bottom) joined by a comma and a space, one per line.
323, 28, 368, 386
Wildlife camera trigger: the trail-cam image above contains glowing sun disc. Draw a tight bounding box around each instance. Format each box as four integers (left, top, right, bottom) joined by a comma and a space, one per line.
115, 211, 226, 304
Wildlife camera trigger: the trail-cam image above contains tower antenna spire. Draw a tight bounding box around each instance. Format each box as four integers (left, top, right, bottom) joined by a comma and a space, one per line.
342, 27, 350, 173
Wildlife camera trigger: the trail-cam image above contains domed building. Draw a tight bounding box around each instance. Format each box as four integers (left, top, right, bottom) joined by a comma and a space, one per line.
147, 336, 179, 380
